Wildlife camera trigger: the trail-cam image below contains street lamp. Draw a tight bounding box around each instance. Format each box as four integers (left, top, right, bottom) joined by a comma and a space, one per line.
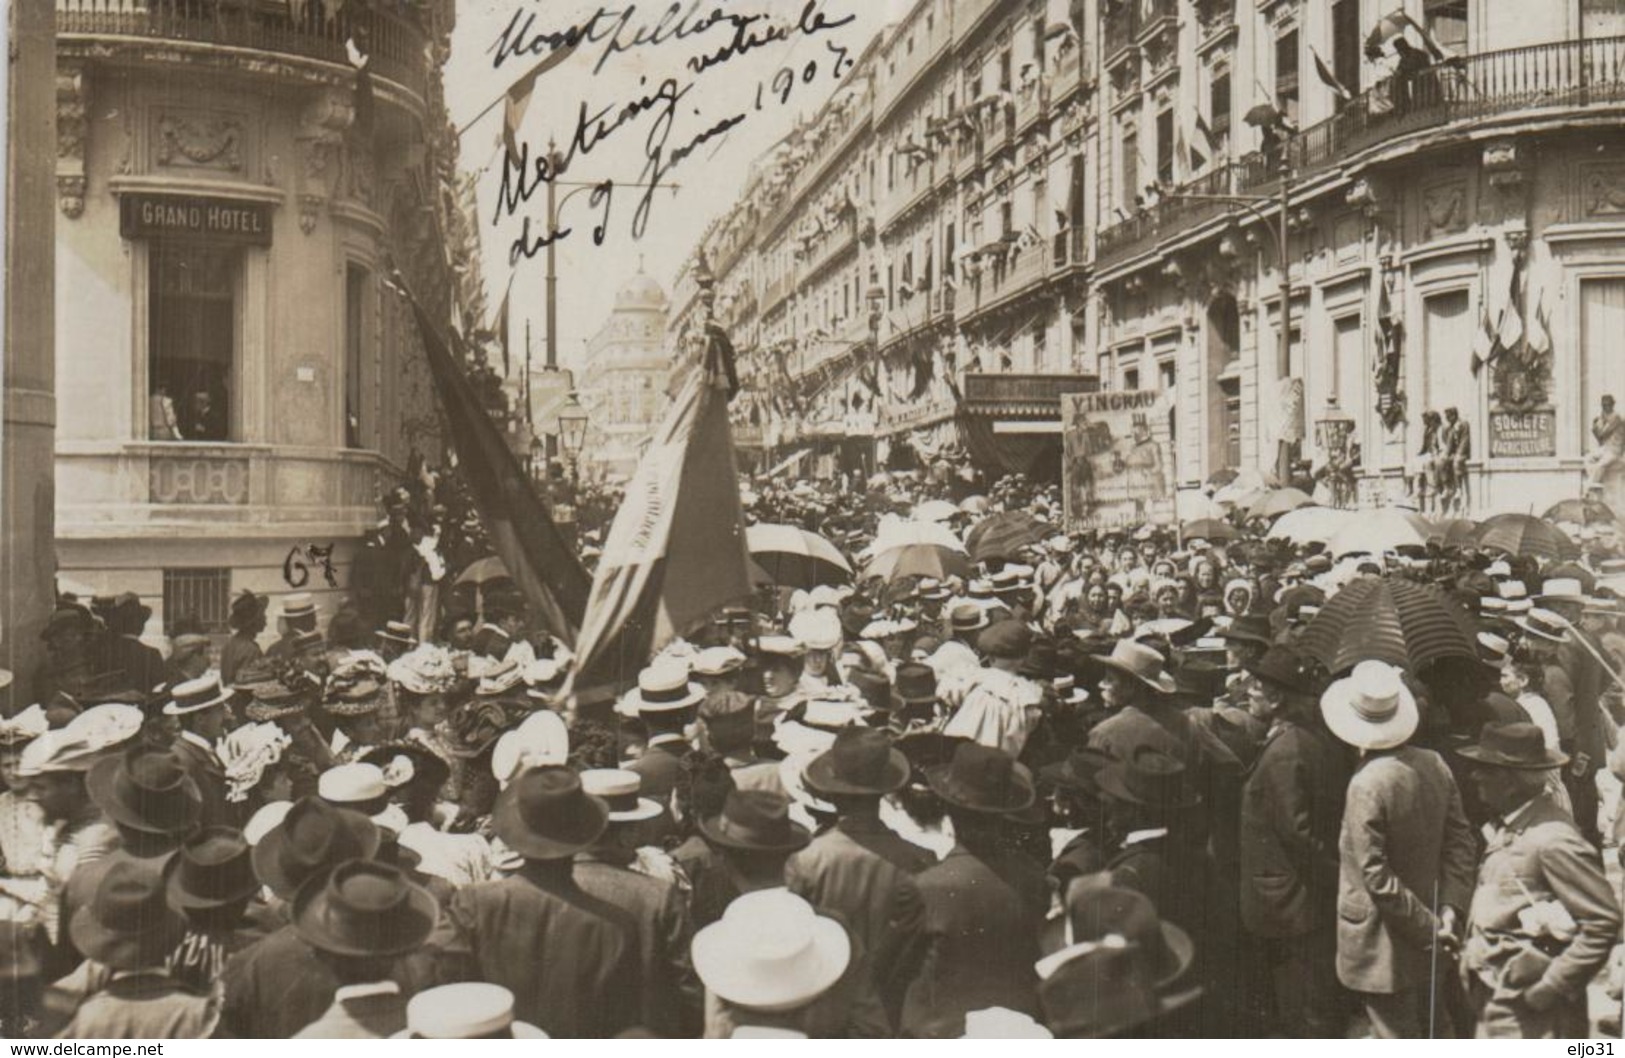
557, 391, 589, 485
528, 434, 544, 483
1315, 397, 1357, 509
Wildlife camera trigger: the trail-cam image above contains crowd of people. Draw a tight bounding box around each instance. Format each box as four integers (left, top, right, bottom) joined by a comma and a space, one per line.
3, 467, 1625, 1039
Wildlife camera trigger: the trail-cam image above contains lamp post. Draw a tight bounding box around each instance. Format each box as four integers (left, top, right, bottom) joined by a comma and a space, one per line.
1315, 397, 1356, 509
558, 390, 589, 487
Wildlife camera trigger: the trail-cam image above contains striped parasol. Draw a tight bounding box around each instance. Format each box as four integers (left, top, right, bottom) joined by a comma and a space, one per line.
1298, 576, 1478, 676
746, 524, 853, 590
965, 510, 1053, 563
1475, 513, 1580, 561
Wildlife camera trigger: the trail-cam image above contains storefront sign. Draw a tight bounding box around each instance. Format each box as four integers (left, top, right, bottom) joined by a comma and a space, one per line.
1061, 389, 1176, 530
1489, 407, 1556, 458
120, 193, 273, 245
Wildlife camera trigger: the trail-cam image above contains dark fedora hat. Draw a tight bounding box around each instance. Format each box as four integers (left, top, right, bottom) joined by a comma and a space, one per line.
1457, 720, 1569, 770
70, 860, 187, 972
891, 662, 938, 706
86, 748, 202, 836
1095, 746, 1201, 810
292, 858, 438, 958
1040, 942, 1198, 1039
804, 726, 910, 797
163, 825, 259, 910
925, 741, 1035, 815
699, 789, 811, 852
491, 765, 608, 861
251, 796, 382, 901
229, 590, 268, 624
1041, 886, 1195, 994
1039, 746, 1114, 793
1243, 644, 1324, 697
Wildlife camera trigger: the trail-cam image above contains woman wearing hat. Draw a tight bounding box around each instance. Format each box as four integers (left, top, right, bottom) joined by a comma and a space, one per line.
0, 707, 49, 918
220, 590, 268, 687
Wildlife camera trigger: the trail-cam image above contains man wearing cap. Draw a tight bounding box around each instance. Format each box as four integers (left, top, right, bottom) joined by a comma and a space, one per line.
1323, 661, 1477, 1037
432, 767, 642, 1037
1237, 646, 1349, 1037
941, 620, 1043, 758
164, 674, 234, 828
1457, 722, 1619, 1038
220, 591, 268, 686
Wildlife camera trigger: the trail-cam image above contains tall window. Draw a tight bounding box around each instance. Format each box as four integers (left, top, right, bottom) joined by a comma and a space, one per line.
1423, 291, 1470, 413
1275, 29, 1301, 127
1332, 0, 1362, 100
1121, 129, 1139, 210
1155, 109, 1175, 185
1210, 70, 1231, 141
999, 49, 1012, 90
149, 242, 239, 442
1581, 279, 1625, 447
1032, 318, 1047, 370
345, 263, 368, 449
944, 221, 956, 278
1425, 0, 1467, 55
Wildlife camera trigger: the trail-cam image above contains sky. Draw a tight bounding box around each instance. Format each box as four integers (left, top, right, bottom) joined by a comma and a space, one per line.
443, 0, 897, 377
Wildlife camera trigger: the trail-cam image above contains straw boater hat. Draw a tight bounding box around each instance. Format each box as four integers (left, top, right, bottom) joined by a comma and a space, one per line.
1456, 720, 1569, 771
619, 659, 705, 715
1516, 607, 1570, 643
1320, 660, 1418, 751
1537, 578, 1589, 606
691, 889, 851, 1013
394, 984, 547, 1039
1084, 640, 1177, 695
579, 769, 664, 823
376, 621, 417, 649
278, 592, 319, 620
948, 603, 990, 635
163, 673, 232, 716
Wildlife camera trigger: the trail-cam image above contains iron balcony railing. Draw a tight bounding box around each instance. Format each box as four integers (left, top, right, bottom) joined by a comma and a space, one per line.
58, 0, 430, 101
1096, 34, 1625, 269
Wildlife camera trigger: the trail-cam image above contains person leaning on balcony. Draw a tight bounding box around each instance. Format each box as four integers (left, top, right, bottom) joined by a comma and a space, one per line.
149, 383, 182, 441
1585, 395, 1625, 493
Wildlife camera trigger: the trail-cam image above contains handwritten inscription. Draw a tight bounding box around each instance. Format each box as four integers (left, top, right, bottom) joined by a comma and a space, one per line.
284, 543, 338, 589
490, 0, 859, 262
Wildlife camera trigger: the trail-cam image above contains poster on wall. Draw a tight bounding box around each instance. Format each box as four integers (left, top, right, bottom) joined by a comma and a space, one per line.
1062, 389, 1176, 530
1488, 407, 1557, 458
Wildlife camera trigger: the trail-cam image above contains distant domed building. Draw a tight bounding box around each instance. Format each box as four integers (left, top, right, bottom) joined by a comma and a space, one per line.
578, 267, 671, 478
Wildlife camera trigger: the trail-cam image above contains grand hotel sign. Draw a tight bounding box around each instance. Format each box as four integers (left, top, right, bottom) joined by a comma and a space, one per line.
119, 193, 274, 246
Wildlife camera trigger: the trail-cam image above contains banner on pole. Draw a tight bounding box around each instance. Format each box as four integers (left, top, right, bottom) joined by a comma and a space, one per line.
1061, 389, 1176, 530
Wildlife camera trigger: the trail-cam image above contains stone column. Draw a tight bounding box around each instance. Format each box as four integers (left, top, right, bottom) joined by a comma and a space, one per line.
2, 0, 57, 708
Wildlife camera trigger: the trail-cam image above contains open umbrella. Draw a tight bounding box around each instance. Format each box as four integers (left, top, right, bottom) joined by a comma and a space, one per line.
1475, 513, 1580, 561
1267, 506, 1352, 545
1428, 517, 1479, 548
746, 524, 852, 590
966, 511, 1052, 563
913, 499, 960, 523
864, 544, 971, 584
1212, 467, 1271, 509
1180, 517, 1239, 543
1298, 576, 1478, 676
1326, 507, 1433, 557
453, 555, 511, 587
1543, 497, 1617, 526
864, 517, 964, 560
1247, 487, 1315, 520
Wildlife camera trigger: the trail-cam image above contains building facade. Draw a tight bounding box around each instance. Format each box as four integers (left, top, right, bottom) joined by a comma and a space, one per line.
52, 0, 472, 633
577, 271, 672, 479
674, 0, 1625, 517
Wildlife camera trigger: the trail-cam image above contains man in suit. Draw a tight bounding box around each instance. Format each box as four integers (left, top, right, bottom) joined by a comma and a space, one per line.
1459, 723, 1620, 1038
164, 674, 235, 828
429, 767, 643, 1038
98, 593, 166, 695
1238, 646, 1351, 1036
623, 661, 704, 810
786, 726, 931, 1029
1321, 661, 1477, 1037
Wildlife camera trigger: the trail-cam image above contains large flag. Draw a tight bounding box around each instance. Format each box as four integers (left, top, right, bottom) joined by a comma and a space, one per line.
568, 324, 753, 693
503, 39, 579, 158
1194, 112, 1220, 155
1311, 46, 1354, 103
396, 276, 589, 639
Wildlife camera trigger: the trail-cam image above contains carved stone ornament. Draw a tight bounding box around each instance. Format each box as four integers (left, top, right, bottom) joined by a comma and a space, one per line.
57, 66, 87, 217
293, 87, 356, 231
1422, 180, 1467, 239
1481, 138, 1525, 190
1582, 165, 1625, 218
156, 112, 244, 171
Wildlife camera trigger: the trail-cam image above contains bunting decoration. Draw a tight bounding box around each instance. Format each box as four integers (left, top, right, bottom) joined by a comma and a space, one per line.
1311, 47, 1354, 103
503, 38, 580, 158
1194, 112, 1220, 155
1373, 272, 1406, 430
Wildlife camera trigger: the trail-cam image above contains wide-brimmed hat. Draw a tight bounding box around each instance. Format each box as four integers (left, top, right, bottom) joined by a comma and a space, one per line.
1085, 640, 1177, 695
1457, 720, 1569, 770
440, 700, 510, 759
1218, 614, 1273, 647
474, 659, 525, 698
0, 704, 48, 748
39, 605, 93, 642
691, 889, 851, 1012
490, 710, 570, 787
1537, 578, 1589, 606
361, 743, 452, 798
977, 619, 1032, 660
1039, 746, 1113, 793
229, 590, 268, 625
790, 609, 843, 651
1243, 645, 1322, 697
396, 983, 547, 1039
1319, 660, 1418, 751
925, 741, 1035, 815
387, 644, 459, 696
692, 646, 747, 677
1039, 942, 1190, 1039
1039, 886, 1194, 993
700, 789, 811, 852
619, 659, 705, 715
292, 858, 438, 958
16, 703, 143, 777
1516, 607, 1570, 643
162, 673, 231, 716
804, 726, 909, 797
164, 826, 259, 910
318, 762, 390, 813
491, 765, 608, 861
70, 860, 187, 971
579, 769, 664, 823
250, 796, 382, 900
1095, 747, 1200, 810
86, 748, 202, 836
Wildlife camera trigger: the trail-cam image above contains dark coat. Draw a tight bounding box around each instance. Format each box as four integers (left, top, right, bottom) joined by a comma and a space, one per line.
1335, 745, 1476, 993
169, 734, 235, 830
429, 868, 644, 1038
1239, 719, 1350, 938
900, 844, 1047, 1035
626, 738, 688, 808
103, 636, 167, 695
572, 854, 700, 1037
59, 973, 219, 1039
